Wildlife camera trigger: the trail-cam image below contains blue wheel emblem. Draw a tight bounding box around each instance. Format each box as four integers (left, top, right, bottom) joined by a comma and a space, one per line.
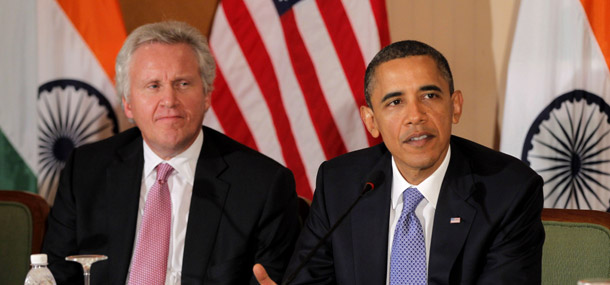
37, 79, 119, 199
522, 90, 610, 211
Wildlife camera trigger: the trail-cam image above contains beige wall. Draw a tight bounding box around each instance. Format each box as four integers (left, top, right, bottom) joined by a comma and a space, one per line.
118, 0, 218, 35
387, 0, 519, 149
119, 0, 519, 149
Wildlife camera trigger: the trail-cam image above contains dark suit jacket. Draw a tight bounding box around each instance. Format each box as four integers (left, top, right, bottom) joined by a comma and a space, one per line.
285, 136, 545, 284
42, 126, 300, 284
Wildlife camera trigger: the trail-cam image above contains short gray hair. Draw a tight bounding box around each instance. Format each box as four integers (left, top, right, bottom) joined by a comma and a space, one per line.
115, 21, 216, 102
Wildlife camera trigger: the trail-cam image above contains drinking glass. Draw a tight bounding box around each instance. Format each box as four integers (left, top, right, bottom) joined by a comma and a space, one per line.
65, 255, 108, 285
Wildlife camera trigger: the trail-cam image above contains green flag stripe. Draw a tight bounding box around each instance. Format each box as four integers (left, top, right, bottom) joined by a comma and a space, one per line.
0, 129, 37, 193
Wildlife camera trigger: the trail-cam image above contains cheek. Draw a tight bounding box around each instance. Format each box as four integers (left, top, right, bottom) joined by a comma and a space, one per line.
376, 117, 400, 141
186, 96, 207, 112
435, 112, 454, 134
131, 99, 157, 119
381, 111, 403, 131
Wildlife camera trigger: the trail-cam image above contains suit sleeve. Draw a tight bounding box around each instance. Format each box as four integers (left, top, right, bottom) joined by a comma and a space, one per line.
41, 151, 84, 285
282, 162, 337, 284
251, 166, 301, 284
476, 173, 545, 284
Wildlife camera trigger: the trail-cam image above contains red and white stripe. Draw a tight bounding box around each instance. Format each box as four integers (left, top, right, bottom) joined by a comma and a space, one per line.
207, 0, 389, 199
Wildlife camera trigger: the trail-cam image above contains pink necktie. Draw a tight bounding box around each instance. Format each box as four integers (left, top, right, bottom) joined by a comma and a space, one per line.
128, 163, 174, 285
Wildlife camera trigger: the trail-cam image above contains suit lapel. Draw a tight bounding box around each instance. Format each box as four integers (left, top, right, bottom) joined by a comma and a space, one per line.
351, 151, 393, 285
428, 140, 477, 284
182, 129, 230, 282
106, 136, 144, 284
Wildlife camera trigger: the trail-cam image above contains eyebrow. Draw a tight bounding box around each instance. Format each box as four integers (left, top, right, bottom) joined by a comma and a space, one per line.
420, 85, 442, 92
380, 91, 403, 103
378, 84, 444, 104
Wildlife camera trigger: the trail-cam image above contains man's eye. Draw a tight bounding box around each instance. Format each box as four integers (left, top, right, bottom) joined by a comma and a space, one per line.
388, 99, 401, 106
423, 93, 437, 99
176, 81, 190, 89
148, 84, 159, 89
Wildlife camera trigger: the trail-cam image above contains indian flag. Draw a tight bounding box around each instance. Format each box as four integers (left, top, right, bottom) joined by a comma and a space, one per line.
501, 0, 610, 211
0, 0, 38, 196
0, 0, 127, 204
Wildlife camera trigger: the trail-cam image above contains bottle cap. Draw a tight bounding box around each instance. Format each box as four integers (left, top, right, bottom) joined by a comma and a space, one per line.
30, 253, 48, 265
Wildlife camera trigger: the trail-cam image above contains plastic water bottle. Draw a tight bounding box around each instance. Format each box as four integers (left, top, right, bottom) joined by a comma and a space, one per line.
24, 254, 56, 285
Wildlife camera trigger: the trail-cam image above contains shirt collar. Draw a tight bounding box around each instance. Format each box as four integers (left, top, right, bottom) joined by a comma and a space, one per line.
143, 129, 204, 183
391, 146, 451, 210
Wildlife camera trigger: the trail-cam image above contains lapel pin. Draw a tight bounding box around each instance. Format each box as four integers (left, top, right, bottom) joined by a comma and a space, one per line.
450, 217, 461, 224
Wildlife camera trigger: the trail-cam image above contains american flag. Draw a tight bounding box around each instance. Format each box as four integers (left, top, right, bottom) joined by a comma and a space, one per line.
206, 0, 389, 199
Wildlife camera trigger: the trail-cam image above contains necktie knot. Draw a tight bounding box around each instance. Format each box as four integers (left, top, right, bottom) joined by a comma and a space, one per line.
403, 187, 424, 213
156, 163, 174, 183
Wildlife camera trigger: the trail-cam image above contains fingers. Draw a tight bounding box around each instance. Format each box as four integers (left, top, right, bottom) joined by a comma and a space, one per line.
253, 263, 277, 285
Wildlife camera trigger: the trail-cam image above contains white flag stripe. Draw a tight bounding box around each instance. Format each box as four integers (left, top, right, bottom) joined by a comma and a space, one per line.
502, 0, 609, 157
502, 0, 610, 210
293, 1, 369, 152
37, 0, 124, 201
245, 0, 325, 187
341, 0, 381, 64
211, 8, 285, 165
37, 0, 118, 107
0, 0, 37, 172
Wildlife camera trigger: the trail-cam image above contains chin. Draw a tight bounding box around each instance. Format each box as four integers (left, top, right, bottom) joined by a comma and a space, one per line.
404, 155, 439, 170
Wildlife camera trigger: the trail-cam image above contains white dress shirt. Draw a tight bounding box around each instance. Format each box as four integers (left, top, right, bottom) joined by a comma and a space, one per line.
385, 147, 451, 284
128, 130, 203, 285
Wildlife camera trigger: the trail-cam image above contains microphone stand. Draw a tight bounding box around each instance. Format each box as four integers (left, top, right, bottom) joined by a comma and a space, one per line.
282, 180, 377, 285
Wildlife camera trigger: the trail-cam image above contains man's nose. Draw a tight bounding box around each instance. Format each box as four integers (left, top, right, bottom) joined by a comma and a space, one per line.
160, 87, 178, 108
404, 101, 426, 125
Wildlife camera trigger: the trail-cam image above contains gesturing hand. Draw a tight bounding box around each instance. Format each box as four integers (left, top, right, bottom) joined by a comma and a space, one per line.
253, 263, 278, 285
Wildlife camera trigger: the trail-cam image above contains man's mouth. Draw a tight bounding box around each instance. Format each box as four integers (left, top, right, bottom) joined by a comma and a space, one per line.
403, 133, 434, 146
156, 115, 183, 121
409, 135, 429, 141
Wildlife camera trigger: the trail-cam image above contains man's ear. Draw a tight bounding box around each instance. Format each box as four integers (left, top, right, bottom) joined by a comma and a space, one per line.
451, 90, 463, 124
360, 105, 380, 138
122, 97, 133, 119
202, 92, 212, 114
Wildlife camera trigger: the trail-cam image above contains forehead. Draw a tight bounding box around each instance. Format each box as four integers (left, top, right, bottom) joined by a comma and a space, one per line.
130, 42, 198, 66
371, 56, 447, 93
375, 55, 440, 80
128, 42, 200, 79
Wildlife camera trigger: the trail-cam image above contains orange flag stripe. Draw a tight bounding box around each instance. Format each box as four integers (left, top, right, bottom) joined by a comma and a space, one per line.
581, 0, 610, 71
57, 0, 126, 83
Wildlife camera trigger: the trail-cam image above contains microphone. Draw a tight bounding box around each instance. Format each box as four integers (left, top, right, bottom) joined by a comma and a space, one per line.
282, 171, 385, 285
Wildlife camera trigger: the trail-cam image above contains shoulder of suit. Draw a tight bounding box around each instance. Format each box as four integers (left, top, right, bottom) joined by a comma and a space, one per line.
450, 135, 538, 178
324, 143, 389, 168
75, 127, 141, 154
202, 125, 259, 154
202, 126, 288, 169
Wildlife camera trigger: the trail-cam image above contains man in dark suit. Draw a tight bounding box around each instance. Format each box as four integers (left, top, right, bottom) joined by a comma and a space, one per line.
42, 21, 300, 284
255, 40, 544, 284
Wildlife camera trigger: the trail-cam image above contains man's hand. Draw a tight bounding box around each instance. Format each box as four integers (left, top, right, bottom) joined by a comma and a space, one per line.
253, 263, 277, 285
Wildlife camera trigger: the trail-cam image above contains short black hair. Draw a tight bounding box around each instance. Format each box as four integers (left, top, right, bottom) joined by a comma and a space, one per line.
364, 40, 454, 107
